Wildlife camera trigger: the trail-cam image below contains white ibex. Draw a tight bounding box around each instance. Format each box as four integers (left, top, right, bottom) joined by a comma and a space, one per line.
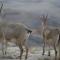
0, 23, 32, 60
40, 15, 60, 57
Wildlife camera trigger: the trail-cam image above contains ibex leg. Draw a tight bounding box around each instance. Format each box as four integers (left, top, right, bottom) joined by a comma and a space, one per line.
54, 44, 57, 56
2, 41, 5, 55
25, 45, 28, 60
42, 41, 45, 55
48, 44, 50, 56
19, 45, 23, 60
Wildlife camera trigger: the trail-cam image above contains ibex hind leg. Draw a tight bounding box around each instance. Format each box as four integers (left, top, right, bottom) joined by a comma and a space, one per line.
19, 45, 23, 60
25, 45, 28, 60
54, 45, 57, 56
48, 50, 50, 56
4, 41, 8, 55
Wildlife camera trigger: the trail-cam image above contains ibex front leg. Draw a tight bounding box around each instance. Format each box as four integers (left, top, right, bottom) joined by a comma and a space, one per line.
48, 44, 51, 56
42, 41, 45, 55
2, 41, 5, 55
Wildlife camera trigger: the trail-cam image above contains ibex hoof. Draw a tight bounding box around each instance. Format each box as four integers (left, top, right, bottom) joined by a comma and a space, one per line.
48, 54, 50, 56
55, 51, 57, 56
25, 56, 28, 60
48, 52, 50, 56
42, 53, 44, 55
5, 52, 7, 55
48, 51, 50, 56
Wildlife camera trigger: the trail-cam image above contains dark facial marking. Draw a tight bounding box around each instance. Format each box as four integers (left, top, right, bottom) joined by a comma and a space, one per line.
27, 30, 32, 34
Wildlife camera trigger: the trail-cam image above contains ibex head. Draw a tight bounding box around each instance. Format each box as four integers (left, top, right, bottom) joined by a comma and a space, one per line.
40, 15, 48, 26
25, 28, 32, 34
40, 15, 48, 30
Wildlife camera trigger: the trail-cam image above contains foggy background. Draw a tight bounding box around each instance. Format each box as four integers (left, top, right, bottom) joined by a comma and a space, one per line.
0, 0, 60, 46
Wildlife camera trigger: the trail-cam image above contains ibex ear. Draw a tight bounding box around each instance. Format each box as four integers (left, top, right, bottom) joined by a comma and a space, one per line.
29, 30, 32, 34
27, 29, 32, 34
45, 14, 48, 20
40, 16, 42, 20
25, 28, 32, 34
40, 15, 46, 22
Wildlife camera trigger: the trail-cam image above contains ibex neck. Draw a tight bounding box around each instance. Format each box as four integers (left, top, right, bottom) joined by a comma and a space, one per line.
42, 22, 48, 31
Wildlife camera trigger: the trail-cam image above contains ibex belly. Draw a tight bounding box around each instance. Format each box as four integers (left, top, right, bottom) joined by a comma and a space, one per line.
46, 34, 59, 46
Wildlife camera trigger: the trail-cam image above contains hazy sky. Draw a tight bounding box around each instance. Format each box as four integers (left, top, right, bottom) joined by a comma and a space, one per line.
5, 0, 60, 16
0, 0, 60, 28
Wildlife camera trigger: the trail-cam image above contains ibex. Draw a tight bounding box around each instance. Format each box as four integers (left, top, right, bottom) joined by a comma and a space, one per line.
40, 15, 60, 57
0, 23, 32, 60
3, 23, 32, 60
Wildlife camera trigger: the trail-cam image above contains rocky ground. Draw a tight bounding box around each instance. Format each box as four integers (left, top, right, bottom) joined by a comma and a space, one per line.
0, 46, 59, 60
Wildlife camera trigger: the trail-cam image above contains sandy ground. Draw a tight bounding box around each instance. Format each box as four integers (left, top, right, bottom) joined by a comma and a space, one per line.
0, 46, 59, 60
